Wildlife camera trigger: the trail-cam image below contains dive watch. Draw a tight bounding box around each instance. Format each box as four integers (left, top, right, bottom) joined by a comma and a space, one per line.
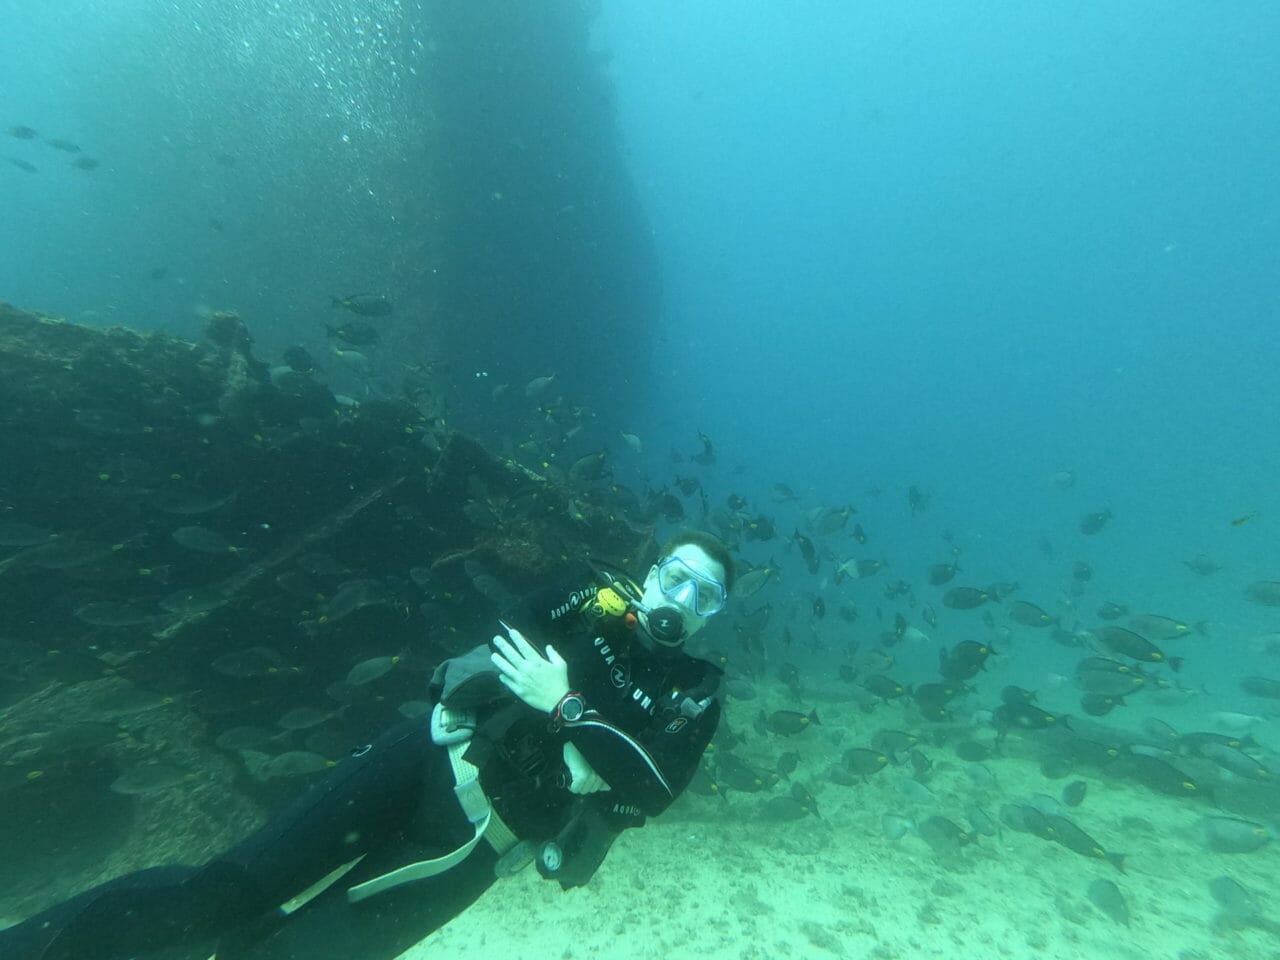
553, 691, 585, 725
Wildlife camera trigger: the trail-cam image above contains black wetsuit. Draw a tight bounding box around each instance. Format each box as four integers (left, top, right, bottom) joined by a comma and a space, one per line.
0, 581, 722, 960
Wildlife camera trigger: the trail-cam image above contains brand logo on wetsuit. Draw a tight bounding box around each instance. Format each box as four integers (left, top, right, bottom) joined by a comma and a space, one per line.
595, 637, 656, 713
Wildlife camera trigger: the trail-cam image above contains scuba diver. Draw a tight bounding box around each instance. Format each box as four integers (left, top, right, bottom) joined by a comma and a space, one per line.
0, 531, 733, 960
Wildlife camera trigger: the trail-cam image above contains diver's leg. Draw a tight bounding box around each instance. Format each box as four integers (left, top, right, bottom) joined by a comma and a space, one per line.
0, 720, 445, 960
220, 720, 454, 909
217, 844, 500, 960
0, 862, 249, 960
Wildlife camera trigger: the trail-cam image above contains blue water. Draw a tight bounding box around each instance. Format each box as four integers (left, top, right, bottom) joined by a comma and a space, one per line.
594, 3, 1280, 708
2, 1, 1278, 713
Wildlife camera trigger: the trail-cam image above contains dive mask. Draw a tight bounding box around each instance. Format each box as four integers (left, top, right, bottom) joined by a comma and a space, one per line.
656, 555, 727, 617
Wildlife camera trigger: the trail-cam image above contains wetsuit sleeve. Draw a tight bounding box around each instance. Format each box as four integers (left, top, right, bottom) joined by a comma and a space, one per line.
561, 697, 720, 818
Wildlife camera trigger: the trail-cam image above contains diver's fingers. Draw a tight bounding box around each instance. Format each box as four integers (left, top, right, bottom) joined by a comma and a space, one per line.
506, 627, 543, 661
490, 649, 521, 680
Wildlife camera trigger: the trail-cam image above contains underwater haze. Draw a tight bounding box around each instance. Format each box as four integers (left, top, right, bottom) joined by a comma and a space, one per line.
600, 0, 1280, 648
4, 1, 1280, 957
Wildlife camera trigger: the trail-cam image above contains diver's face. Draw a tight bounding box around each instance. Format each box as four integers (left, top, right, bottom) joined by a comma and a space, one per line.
640, 543, 728, 640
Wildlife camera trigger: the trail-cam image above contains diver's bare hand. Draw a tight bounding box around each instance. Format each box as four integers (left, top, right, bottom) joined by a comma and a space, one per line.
490, 624, 570, 713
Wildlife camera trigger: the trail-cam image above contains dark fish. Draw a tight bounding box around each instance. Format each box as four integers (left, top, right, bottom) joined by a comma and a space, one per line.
938, 640, 995, 681
148, 266, 169, 280
1128, 614, 1190, 641
1198, 742, 1272, 782
1245, 581, 1280, 607
1096, 601, 1128, 620
1080, 693, 1126, 716
862, 675, 907, 701
7, 125, 38, 138
1076, 666, 1145, 697
762, 709, 820, 736
325, 321, 380, 346
852, 523, 867, 544
942, 586, 993, 610
775, 751, 800, 779
758, 796, 809, 821
674, 476, 701, 496
283, 345, 317, 373
5, 156, 37, 173
72, 156, 99, 170
727, 493, 748, 512
1008, 600, 1055, 627
967, 806, 998, 837
1092, 626, 1183, 671
1071, 561, 1093, 582
907, 485, 929, 515
870, 729, 919, 759
772, 482, 798, 502
1230, 511, 1257, 527
345, 655, 398, 686
810, 505, 853, 535
790, 782, 821, 818
692, 431, 715, 466
913, 682, 961, 721
172, 525, 238, 555
332, 293, 393, 316
954, 741, 992, 762
44, 138, 81, 153
1062, 780, 1088, 807
1001, 685, 1037, 705
1198, 815, 1271, 853
1142, 718, 1181, 747
686, 763, 721, 797
733, 564, 775, 598
1181, 553, 1220, 575
927, 561, 960, 586
993, 702, 1064, 731
1087, 879, 1131, 926
1239, 675, 1280, 701
716, 753, 776, 792
921, 603, 937, 627
1001, 803, 1049, 835
792, 530, 819, 574
1043, 815, 1125, 872
1208, 876, 1265, 929
842, 748, 889, 776
567, 450, 607, 486
1079, 509, 1112, 535
744, 515, 775, 541
1119, 753, 1200, 797
916, 815, 972, 861
1065, 738, 1123, 767
836, 558, 883, 581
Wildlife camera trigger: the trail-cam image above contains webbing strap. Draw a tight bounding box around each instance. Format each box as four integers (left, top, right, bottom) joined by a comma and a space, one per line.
345, 721, 520, 902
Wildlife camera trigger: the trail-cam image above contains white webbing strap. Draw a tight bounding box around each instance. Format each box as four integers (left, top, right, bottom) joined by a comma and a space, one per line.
346, 729, 519, 902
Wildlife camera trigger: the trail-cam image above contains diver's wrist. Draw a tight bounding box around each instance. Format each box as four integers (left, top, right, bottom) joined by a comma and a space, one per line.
551, 690, 585, 724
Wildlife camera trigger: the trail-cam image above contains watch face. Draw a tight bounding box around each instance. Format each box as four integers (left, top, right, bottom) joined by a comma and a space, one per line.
561, 696, 584, 721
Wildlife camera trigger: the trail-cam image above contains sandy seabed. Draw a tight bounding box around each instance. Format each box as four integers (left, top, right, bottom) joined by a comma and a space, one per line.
403, 743, 1280, 960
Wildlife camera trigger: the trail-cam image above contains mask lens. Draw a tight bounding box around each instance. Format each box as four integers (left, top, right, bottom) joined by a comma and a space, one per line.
657, 557, 726, 616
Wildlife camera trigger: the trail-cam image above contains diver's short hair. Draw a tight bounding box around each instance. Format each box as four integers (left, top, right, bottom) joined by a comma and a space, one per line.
660, 530, 735, 593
